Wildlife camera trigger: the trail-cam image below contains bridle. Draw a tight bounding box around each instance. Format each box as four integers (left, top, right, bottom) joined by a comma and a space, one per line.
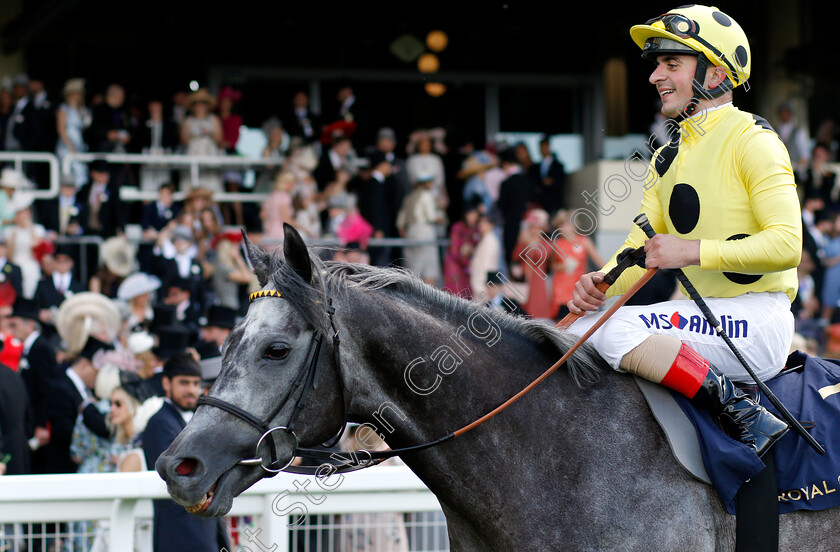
197, 249, 656, 476
196, 288, 348, 475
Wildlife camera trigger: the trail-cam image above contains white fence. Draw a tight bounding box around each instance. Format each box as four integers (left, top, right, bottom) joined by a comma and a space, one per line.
0, 465, 449, 552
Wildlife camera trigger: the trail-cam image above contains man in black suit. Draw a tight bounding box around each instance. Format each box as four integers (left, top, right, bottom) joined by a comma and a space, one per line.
334, 81, 370, 149
38, 177, 86, 241
5, 75, 42, 185
197, 304, 237, 351
497, 146, 534, 268
347, 158, 394, 266
0, 234, 23, 300
139, 183, 180, 272
143, 353, 229, 552
0, 359, 33, 475
528, 137, 566, 216
34, 245, 85, 348
48, 335, 113, 474
79, 160, 126, 240
7, 297, 60, 474
151, 225, 205, 314
285, 90, 321, 145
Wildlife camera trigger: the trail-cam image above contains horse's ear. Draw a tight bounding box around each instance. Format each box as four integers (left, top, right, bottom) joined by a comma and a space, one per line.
241, 230, 271, 286
283, 223, 312, 284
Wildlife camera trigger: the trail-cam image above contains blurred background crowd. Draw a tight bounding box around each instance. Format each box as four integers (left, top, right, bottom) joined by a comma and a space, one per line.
0, 70, 837, 486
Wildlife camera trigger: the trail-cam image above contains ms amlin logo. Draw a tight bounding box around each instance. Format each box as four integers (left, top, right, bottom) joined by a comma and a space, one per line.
638, 311, 749, 339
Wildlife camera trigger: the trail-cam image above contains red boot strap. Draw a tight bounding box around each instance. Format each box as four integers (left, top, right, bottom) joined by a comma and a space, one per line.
660, 343, 709, 398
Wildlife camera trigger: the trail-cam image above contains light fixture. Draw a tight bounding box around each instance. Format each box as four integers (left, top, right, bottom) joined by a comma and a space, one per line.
425, 82, 446, 97
426, 30, 448, 53
417, 53, 440, 73
189, 80, 200, 91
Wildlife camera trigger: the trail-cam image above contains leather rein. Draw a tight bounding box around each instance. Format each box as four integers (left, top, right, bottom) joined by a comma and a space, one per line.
197, 248, 654, 477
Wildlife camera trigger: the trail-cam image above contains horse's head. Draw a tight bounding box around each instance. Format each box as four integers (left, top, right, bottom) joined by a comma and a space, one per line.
156, 224, 346, 516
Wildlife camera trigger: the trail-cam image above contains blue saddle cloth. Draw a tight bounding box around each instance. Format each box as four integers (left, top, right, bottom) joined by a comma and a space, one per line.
671, 350, 840, 515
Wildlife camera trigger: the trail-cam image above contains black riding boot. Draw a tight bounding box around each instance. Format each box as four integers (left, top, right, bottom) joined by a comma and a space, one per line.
692, 365, 788, 458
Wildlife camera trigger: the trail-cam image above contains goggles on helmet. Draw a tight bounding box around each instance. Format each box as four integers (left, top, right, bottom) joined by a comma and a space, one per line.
645, 12, 743, 84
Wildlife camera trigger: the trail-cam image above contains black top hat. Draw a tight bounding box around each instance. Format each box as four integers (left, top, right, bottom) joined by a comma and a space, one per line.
11, 297, 39, 321
153, 325, 191, 359
77, 335, 114, 361
195, 340, 222, 383
151, 303, 177, 332
201, 305, 237, 329
54, 243, 75, 259
119, 370, 158, 403
90, 159, 110, 173
162, 351, 202, 378
168, 277, 193, 293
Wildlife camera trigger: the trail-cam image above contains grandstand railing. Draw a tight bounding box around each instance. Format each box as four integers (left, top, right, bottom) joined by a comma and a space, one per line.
62, 152, 284, 202
0, 465, 449, 552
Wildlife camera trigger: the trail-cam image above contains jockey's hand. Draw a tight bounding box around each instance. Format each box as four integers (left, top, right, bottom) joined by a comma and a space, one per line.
567, 271, 606, 315
644, 234, 700, 269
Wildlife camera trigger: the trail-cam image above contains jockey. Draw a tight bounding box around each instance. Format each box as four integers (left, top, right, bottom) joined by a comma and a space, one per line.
567, 5, 801, 458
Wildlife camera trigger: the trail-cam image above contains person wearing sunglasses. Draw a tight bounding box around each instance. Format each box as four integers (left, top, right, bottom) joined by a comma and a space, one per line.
567, 5, 800, 458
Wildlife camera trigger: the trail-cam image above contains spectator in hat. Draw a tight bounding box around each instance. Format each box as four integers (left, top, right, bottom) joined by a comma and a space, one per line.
198, 305, 237, 351
162, 277, 202, 340
143, 351, 230, 552
6, 195, 47, 299
313, 134, 355, 194
216, 86, 242, 154
0, 168, 31, 230
210, 233, 256, 312
117, 272, 161, 336
469, 214, 502, 303
140, 182, 181, 271
406, 130, 447, 213
7, 297, 59, 473
49, 335, 113, 474
443, 198, 482, 298
195, 339, 222, 392
180, 88, 224, 192
40, 176, 85, 241
136, 97, 180, 193
396, 172, 444, 286
79, 159, 126, 239
34, 244, 85, 343
5, 75, 41, 187
89, 235, 135, 297
0, 357, 33, 474
55, 78, 91, 188
151, 224, 205, 311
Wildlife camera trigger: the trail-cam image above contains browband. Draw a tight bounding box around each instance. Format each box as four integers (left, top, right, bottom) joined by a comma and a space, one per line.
249, 289, 283, 302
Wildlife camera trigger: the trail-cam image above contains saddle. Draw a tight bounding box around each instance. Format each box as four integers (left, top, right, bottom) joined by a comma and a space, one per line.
637, 349, 840, 515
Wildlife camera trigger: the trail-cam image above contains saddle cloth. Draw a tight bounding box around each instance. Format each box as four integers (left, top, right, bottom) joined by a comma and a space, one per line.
637, 350, 840, 515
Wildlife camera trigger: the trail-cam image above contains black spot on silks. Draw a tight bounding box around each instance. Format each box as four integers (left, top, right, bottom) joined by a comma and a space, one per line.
751, 114, 777, 135
712, 11, 732, 26
722, 234, 763, 285
668, 183, 701, 234
735, 45, 748, 67
676, 4, 696, 8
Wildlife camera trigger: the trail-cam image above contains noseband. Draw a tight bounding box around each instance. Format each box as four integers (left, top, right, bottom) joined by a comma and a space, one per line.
195, 288, 345, 474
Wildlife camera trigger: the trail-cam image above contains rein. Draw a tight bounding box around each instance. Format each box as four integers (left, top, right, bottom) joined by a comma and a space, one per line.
202, 252, 654, 476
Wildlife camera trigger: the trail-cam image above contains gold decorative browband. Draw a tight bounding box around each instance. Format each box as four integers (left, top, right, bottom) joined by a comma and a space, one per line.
249, 289, 283, 302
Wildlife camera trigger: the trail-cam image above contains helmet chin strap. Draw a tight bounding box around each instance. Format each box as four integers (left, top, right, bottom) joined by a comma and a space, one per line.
680, 54, 731, 120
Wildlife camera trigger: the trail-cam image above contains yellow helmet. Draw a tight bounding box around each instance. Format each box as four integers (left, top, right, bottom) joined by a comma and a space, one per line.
630, 5, 750, 92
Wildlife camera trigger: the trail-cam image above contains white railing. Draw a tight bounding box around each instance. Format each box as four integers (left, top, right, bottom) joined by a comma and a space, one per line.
0, 465, 447, 552
62, 152, 282, 203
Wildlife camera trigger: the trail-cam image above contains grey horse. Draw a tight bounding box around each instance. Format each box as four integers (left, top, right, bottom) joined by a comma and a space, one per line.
157, 224, 840, 551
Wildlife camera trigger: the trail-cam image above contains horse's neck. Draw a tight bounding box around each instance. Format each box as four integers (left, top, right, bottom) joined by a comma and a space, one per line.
339, 292, 583, 448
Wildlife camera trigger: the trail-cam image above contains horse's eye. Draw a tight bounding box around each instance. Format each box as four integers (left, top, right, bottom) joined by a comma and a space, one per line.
264, 346, 290, 361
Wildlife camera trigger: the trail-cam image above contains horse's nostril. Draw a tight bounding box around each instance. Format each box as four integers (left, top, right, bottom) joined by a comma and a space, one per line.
175, 458, 197, 476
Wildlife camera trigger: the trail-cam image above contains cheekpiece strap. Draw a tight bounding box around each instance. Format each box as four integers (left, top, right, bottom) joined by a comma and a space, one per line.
249, 289, 283, 302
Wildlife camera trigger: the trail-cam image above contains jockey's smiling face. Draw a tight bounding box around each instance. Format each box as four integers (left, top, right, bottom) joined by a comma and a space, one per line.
650, 54, 698, 118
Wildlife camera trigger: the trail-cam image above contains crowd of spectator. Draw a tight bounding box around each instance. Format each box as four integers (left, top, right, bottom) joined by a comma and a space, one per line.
2, 71, 840, 548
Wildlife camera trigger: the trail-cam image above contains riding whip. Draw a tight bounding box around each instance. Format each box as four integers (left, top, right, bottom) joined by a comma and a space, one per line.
634, 213, 825, 455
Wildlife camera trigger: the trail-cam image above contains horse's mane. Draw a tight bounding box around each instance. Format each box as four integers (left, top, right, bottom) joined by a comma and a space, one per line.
264, 252, 606, 387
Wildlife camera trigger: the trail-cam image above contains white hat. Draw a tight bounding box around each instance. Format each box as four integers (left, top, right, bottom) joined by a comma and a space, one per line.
9, 193, 34, 214
55, 292, 122, 357
0, 168, 31, 189
127, 330, 155, 355
101, 236, 135, 277
117, 273, 161, 301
